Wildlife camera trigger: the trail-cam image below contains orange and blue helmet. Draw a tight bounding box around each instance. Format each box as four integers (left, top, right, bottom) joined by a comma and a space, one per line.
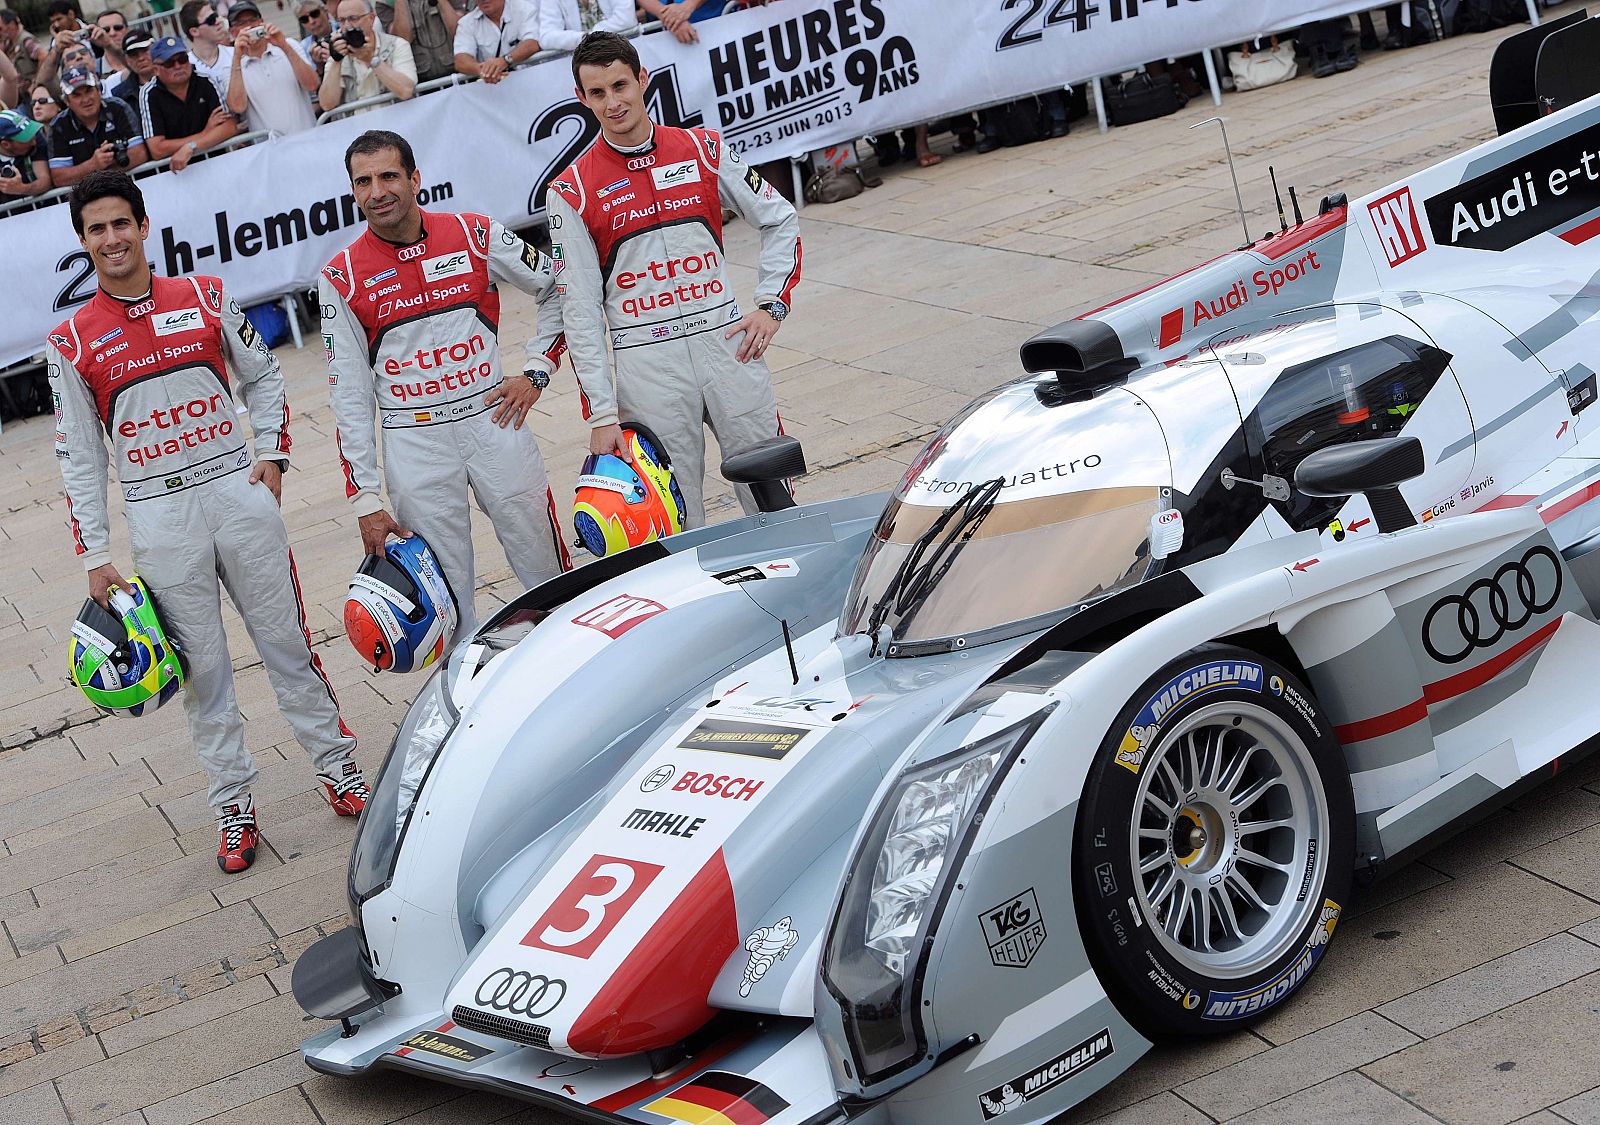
574, 422, 687, 557
344, 534, 459, 673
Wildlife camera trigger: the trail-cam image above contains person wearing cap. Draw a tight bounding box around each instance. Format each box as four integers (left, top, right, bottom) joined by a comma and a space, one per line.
179, 0, 234, 97
108, 29, 155, 106
92, 9, 131, 84
378, 0, 463, 82
140, 35, 234, 171
226, 0, 318, 135
0, 107, 51, 194
318, 0, 413, 114
49, 65, 146, 185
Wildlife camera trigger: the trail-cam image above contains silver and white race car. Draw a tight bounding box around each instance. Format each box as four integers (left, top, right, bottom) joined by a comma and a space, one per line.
294, 19, 1600, 1124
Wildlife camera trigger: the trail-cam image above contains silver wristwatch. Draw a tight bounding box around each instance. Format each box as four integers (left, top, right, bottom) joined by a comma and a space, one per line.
758, 299, 789, 322
522, 368, 551, 389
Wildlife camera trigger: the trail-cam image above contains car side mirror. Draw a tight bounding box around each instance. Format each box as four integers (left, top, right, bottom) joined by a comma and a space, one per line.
721, 435, 806, 513
1294, 436, 1425, 534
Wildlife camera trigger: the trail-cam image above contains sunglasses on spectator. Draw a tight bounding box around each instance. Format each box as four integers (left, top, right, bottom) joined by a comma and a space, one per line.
156, 55, 189, 66
298, 7, 322, 21
100, 21, 126, 30
32, 95, 53, 105
199, 12, 220, 25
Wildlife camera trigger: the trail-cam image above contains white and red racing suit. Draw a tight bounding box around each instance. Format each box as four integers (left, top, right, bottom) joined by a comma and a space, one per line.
547, 124, 801, 527
47, 274, 356, 814
321, 211, 570, 638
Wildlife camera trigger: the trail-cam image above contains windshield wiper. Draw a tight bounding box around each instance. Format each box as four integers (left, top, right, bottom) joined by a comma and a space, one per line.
863, 477, 1005, 656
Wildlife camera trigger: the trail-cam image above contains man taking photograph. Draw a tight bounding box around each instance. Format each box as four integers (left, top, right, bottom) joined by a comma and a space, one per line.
46, 170, 367, 874
48, 65, 146, 186
322, 129, 569, 638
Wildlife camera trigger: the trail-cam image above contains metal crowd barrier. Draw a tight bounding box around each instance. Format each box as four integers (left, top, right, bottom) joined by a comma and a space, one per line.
127, 9, 183, 42
0, 128, 272, 218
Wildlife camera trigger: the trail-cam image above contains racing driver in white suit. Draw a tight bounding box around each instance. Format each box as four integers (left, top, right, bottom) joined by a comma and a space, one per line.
322, 129, 570, 639
547, 31, 801, 527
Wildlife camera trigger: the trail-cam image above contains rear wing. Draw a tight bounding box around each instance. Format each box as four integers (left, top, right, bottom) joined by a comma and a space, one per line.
1490, 8, 1599, 135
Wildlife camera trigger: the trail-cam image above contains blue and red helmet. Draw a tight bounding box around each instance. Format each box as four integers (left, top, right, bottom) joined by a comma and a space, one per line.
344, 534, 459, 673
574, 422, 687, 557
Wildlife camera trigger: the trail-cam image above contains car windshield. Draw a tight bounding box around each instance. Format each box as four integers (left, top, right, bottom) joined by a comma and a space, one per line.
839, 379, 1174, 649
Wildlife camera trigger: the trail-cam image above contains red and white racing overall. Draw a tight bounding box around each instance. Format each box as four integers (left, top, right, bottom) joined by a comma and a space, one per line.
47, 274, 356, 814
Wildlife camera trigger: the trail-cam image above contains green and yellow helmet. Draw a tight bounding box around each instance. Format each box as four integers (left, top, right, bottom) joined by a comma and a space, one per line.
69, 576, 185, 716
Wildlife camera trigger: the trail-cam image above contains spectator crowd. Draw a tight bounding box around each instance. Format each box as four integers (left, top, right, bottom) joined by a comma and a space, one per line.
0, 0, 1555, 212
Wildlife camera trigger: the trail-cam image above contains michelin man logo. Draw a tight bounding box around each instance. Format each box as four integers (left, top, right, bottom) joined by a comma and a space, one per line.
980, 1085, 1024, 1117
739, 916, 799, 997
1115, 723, 1159, 771
1311, 901, 1339, 948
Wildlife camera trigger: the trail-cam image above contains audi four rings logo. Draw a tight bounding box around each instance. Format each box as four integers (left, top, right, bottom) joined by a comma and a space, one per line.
397, 243, 428, 261
474, 968, 566, 1017
627, 155, 656, 170
640, 764, 674, 792
1421, 546, 1562, 665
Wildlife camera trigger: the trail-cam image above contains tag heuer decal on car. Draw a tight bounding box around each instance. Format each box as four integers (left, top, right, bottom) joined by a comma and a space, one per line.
1115, 661, 1264, 774
980, 888, 1047, 968
978, 1030, 1114, 1119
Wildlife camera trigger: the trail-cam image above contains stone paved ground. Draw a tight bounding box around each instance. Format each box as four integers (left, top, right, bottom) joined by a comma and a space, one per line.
2, 9, 1598, 1122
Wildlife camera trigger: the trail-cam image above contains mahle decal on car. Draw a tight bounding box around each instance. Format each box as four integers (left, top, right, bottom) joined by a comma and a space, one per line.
1201, 900, 1341, 1020
1115, 661, 1265, 773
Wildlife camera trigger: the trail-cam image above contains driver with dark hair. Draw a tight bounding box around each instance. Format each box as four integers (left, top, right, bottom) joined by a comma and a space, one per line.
46, 170, 365, 875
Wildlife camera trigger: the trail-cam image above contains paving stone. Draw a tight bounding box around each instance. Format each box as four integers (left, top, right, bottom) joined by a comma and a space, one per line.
0, 762, 155, 842
1551, 1082, 1600, 1124
302, 1071, 465, 1125
140, 1051, 308, 1125
1513, 821, 1600, 902
1363, 970, 1600, 1124
30, 841, 187, 909
1220, 1072, 1436, 1125
101, 978, 275, 1057
1071, 1032, 1268, 1121
0, 905, 270, 1038
1348, 860, 1452, 920
1074, 1091, 1211, 1125
59, 892, 219, 963
2, 794, 150, 856
1252, 864, 1599, 1044
190, 1088, 320, 1125
56, 993, 309, 1125
249, 866, 349, 939
1176, 1012, 1418, 1120
0, 1032, 104, 1100
1425, 786, 1600, 876
0, 1078, 71, 1125
1378, 932, 1600, 1039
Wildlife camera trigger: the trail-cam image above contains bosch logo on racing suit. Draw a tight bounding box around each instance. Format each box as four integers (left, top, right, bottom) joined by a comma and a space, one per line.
473, 968, 566, 1017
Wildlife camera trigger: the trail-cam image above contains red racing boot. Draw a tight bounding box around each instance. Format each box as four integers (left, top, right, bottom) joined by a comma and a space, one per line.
319, 760, 370, 817
216, 796, 259, 874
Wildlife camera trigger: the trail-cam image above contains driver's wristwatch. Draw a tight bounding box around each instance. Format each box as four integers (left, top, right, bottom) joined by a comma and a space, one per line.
521, 368, 551, 389
757, 299, 788, 322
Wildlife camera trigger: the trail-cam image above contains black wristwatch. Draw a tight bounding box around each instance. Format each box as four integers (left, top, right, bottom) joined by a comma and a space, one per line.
758, 299, 788, 322
522, 368, 551, 389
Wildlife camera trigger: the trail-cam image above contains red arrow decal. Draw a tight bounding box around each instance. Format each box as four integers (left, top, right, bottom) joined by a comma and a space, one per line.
563, 1084, 578, 1096
1349, 518, 1370, 533
722, 681, 748, 697
1292, 558, 1319, 573
1558, 420, 1570, 439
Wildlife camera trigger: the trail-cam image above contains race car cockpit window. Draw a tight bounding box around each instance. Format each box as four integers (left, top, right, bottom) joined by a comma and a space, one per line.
841, 485, 1165, 649
1246, 335, 1450, 532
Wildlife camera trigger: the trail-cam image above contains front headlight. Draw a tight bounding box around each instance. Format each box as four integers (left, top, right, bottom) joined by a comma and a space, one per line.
823, 706, 1052, 1086
348, 662, 459, 909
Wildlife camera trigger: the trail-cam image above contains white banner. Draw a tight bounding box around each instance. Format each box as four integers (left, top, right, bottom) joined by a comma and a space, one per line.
2, 0, 1421, 367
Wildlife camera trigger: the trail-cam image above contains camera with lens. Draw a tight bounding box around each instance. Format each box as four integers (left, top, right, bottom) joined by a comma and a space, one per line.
112, 138, 129, 167
248, 25, 269, 40
342, 26, 365, 49
0, 162, 17, 179
74, 27, 94, 41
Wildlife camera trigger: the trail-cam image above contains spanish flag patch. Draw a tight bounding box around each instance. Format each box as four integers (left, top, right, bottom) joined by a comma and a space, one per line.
643, 1071, 790, 1124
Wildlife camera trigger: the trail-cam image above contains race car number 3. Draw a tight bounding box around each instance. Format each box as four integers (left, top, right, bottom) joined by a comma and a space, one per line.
521, 855, 663, 959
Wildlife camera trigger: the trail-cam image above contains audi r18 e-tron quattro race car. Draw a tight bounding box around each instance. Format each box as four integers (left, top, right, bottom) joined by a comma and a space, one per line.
293, 17, 1600, 1124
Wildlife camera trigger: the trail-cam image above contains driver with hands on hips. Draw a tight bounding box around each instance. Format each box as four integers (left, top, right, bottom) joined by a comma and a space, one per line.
321, 129, 570, 641
546, 31, 802, 528
46, 171, 366, 876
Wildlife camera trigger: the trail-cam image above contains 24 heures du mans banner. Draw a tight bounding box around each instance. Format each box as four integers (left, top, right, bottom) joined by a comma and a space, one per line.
5, 0, 1384, 367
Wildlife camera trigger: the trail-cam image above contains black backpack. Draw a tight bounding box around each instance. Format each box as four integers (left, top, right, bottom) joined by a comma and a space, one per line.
985, 97, 1049, 147
1105, 72, 1187, 127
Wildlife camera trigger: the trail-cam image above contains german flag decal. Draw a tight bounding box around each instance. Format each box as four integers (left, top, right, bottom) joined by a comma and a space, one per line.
644, 1071, 790, 1124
